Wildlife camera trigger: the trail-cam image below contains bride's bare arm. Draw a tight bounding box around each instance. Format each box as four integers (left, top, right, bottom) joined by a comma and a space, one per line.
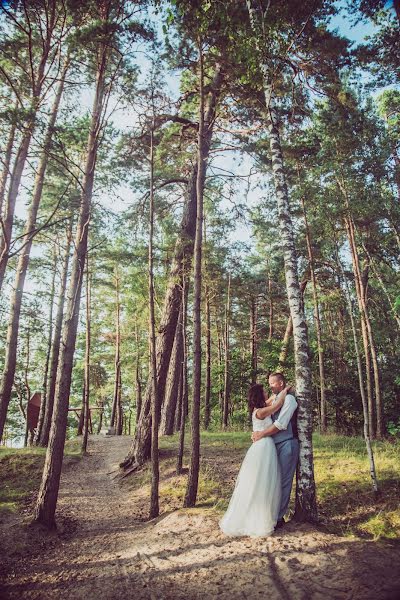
254, 386, 291, 420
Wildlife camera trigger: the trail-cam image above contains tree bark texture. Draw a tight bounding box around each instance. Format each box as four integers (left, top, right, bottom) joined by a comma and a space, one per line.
278, 278, 308, 369
204, 288, 211, 429
149, 124, 160, 518
111, 271, 121, 429
222, 273, 231, 428
159, 302, 183, 436
176, 277, 189, 475
250, 296, 258, 384
82, 265, 91, 454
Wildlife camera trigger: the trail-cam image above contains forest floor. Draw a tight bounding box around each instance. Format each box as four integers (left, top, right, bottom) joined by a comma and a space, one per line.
1, 434, 400, 600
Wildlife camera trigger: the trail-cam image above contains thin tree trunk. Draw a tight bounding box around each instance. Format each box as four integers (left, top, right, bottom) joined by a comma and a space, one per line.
246, 0, 317, 522
160, 303, 183, 435
111, 270, 121, 429
204, 287, 211, 429
250, 295, 257, 384
203, 218, 211, 430
39, 220, 72, 446
222, 273, 231, 428
149, 122, 160, 518
33, 32, 109, 528
35, 247, 57, 444
82, 263, 91, 454
134, 321, 142, 424
77, 383, 85, 436
300, 196, 327, 433
343, 208, 382, 438
267, 271, 274, 341
336, 247, 379, 494
176, 276, 188, 474
97, 401, 104, 434
0, 117, 17, 219
0, 59, 69, 442
121, 62, 224, 472
184, 40, 205, 508
23, 330, 31, 446
216, 318, 224, 422
116, 369, 123, 436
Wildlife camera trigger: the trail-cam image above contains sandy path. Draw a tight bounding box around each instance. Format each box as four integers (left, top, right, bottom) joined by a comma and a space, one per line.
1, 435, 400, 600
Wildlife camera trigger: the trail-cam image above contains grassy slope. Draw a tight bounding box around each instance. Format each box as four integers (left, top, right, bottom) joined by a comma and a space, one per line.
1, 433, 398, 540
0, 439, 82, 519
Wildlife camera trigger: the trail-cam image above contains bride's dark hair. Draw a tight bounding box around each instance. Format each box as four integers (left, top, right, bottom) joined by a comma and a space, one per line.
248, 383, 265, 414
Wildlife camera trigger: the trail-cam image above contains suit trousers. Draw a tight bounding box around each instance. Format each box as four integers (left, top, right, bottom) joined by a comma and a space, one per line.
275, 438, 300, 520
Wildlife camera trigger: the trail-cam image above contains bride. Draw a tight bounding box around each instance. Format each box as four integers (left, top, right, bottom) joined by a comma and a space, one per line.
219, 382, 290, 537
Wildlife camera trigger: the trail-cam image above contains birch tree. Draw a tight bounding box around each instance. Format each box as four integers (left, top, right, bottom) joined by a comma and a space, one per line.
245, 0, 317, 521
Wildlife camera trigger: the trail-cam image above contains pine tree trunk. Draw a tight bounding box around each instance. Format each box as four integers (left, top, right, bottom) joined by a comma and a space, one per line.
35, 248, 58, 444
216, 320, 224, 423
336, 248, 379, 494
0, 60, 69, 442
267, 273, 274, 341
39, 220, 72, 447
250, 296, 257, 384
33, 36, 109, 528
222, 273, 231, 428
135, 336, 142, 424
120, 63, 224, 472
301, 196, 327, 433
176, 277, 189, 474
204, 288, 211, 429
0, 117, 17, 219
246, 0, 317, 522
184, 42, 205, 507
116, 369, 123, 436
345, 215, 383, 438
82, 264, 91, 454
160, 303, 183, 435
149, 123, 160, 518
111, 271, 121, 429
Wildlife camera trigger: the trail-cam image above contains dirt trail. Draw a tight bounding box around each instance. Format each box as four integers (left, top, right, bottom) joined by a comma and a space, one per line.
1, 435, 400, 600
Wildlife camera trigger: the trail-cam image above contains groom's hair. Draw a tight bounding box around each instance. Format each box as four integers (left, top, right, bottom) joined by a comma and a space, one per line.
269, 372, 286, 384
248, 383, 265, 413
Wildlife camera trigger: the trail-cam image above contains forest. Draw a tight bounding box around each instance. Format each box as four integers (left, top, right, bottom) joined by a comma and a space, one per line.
0, 0, 399, 598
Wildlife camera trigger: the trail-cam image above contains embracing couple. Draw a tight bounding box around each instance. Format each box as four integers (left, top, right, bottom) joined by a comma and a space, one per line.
220, 372, 299, 537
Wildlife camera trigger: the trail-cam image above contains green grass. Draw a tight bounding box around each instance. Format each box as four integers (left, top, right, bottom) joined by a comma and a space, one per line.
0, 439, 82, 519
1, 432, 398, 542
312, 433, 400, 540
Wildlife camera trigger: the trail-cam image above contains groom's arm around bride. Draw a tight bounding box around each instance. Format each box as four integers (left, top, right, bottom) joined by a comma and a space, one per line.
251, 372, 299, 526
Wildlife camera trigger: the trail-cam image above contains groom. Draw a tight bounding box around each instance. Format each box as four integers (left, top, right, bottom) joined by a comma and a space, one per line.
251, 372, 299, 528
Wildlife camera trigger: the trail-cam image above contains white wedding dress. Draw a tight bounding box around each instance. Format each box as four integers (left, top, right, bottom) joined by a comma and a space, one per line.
219, 411, 281, 537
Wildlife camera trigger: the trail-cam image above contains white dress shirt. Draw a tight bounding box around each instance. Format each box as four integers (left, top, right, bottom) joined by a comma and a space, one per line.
273, 394, 297, 430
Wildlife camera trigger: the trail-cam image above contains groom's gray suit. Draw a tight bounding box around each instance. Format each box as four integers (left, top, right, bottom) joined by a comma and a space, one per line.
271, 394, 299, 520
